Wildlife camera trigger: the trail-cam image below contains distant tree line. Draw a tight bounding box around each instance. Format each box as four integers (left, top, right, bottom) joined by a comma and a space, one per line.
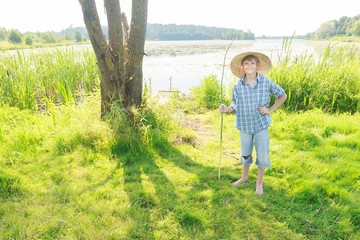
61, 24, 255, 40
0, 24, 253, 46
60, 24, 255, 40
145, 24, 254, 40
0, 27, 86, 46
1, 14, 360, 45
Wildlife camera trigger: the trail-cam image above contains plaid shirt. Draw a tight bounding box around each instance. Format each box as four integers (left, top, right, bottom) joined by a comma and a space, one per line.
230, 74, 285, 133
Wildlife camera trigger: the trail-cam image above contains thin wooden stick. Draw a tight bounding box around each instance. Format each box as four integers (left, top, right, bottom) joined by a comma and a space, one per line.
218, 40, 233, 180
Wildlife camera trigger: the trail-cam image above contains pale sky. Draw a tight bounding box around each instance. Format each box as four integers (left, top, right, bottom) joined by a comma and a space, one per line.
0, 0, 359, 37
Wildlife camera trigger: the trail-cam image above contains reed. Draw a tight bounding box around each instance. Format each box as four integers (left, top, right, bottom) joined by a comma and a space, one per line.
1, 42, 359, 114
270, 40, 360, 113
0, 48, 99, 111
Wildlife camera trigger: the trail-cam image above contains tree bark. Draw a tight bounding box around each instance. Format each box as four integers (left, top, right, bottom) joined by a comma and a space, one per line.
104, 0, 124, 96
78, 0, 148, 118
124, 0, 148, 107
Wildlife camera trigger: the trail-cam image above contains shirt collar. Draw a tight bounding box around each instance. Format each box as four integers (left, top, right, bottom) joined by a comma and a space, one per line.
240, 73, 261, 85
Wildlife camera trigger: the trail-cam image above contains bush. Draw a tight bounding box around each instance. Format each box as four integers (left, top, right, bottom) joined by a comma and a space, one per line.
25, 37, 33, 45
190, 74, 224, 110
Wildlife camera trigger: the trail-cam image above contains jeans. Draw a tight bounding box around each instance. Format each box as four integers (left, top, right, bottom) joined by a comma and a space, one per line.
240, 128, 270, 168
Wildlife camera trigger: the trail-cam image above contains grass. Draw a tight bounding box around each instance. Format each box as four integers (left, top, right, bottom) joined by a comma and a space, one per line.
270, 40, 360, 113
0, 93, 359, 239
0, 48, 99, 111
0, 39, 359, 239
1, 40, 360, 114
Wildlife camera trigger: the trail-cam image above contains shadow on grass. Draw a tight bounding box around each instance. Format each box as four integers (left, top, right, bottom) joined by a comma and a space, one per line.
1, 135, 355, 239
109, 132, 358, 240
113, 144, 189, 238
110, 134, 313, 239
111, 134, 245, 239
72, 104, 358, 239
1, 117, 356, 239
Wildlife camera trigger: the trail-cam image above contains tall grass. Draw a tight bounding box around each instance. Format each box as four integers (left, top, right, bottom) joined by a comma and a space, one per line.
271, 40, 360, 113
1, 42, 359, 114
0, 48, 99, 111
107, 98, 184, 163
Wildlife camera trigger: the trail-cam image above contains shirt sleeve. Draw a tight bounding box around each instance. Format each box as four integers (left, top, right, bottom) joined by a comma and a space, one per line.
230, 83, 237, 111
270, 79, 285, 98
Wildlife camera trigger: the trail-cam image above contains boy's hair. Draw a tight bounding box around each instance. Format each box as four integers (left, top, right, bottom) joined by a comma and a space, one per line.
241, 55, 260, 65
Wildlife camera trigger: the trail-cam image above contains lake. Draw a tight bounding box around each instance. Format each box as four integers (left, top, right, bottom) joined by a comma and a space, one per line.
2, 39, 357, 94
142, 39, 350, 94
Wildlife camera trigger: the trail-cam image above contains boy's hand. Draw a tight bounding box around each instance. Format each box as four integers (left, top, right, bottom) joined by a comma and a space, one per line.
219, 104, 232, 113
259, 106, 270, 115
219, 104, 226, 113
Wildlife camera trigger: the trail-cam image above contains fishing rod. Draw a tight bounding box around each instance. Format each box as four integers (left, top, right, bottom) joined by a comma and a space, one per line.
218, 40, 233, 180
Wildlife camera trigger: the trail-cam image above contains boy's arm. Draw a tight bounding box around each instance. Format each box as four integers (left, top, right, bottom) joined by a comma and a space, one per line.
220, 83, 237, 113
259, 93, 287, 115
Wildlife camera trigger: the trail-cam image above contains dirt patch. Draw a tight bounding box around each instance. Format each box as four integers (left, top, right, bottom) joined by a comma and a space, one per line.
175, 112, 216, 146
156, 90, 180, 104
183, 115, 215, 138
157, 91, 217, 145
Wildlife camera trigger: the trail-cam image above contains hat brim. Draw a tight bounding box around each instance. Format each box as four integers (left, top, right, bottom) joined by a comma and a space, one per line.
230, 52, 272, 77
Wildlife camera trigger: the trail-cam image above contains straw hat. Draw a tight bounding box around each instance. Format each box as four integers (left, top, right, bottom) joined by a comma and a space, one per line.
230, 52, 272, 77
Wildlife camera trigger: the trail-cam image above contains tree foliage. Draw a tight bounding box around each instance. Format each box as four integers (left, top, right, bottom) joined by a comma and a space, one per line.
25, 37, 33, 45
8, 30, 22, 44
75, 31, 82, 42
315, 14, 360, 39
0, 27, 6, 40
41, 31, 57, 43
349, 19, 360, 36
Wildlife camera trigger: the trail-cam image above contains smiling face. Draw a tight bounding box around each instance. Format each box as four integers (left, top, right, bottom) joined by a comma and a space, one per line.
241, 55, 259, 76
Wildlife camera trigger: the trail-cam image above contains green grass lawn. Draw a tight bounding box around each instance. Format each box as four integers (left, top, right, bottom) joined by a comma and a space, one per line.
0, 95, 359, 239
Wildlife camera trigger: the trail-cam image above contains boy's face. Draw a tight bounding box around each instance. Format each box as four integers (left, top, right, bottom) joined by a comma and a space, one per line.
242, 58, 258, 75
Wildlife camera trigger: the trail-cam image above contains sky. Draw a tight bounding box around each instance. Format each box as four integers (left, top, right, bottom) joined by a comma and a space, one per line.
0, 0, 359, 37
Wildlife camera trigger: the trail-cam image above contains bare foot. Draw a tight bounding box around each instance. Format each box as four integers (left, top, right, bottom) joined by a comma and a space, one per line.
231, 178, 248, 186
255, 181, 263, 195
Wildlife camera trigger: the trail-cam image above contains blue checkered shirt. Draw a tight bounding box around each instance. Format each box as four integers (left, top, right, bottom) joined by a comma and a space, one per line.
230, 74, 285, 133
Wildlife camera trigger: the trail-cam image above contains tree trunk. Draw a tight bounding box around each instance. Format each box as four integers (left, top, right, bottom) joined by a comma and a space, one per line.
78, 0, 148, 118
124, 0, 148, 107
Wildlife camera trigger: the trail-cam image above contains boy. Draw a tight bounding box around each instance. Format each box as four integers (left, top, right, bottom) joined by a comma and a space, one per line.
219, 52, 287, 195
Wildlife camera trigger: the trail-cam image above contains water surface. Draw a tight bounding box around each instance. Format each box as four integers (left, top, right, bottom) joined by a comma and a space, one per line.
143, 39, 331, 93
